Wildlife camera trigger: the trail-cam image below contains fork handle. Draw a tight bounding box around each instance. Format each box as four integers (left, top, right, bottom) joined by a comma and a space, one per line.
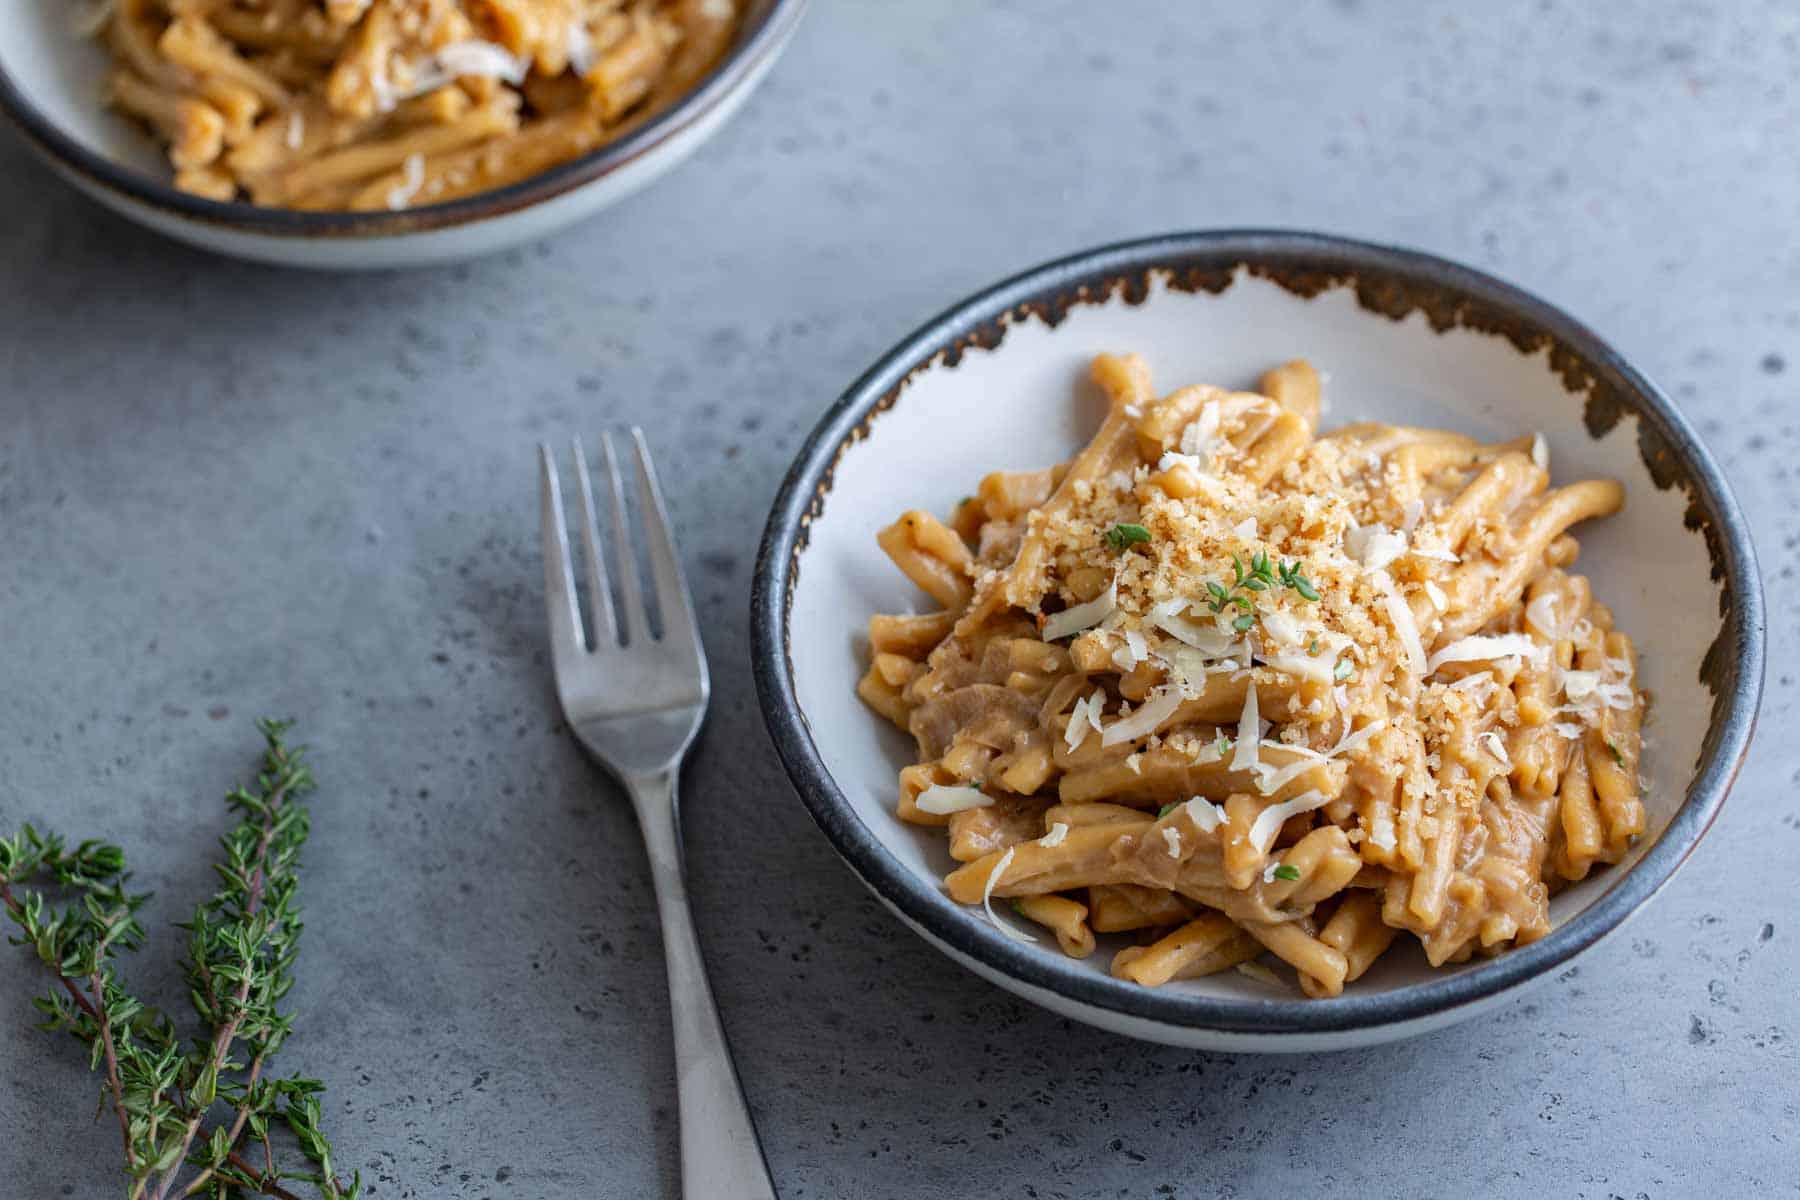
628, 770, 778, 1200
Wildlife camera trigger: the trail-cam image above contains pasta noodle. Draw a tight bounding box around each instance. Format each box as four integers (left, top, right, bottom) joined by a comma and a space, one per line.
90, 0, 741, 209
857, 354, 1650, 996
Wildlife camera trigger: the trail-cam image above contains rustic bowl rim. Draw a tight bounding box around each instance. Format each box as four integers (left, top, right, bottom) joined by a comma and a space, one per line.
750, 229, 1765, 1037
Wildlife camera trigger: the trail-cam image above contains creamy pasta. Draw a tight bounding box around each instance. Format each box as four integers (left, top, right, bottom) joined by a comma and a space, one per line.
91, 0, 739, 209
857, 354, 1648, 997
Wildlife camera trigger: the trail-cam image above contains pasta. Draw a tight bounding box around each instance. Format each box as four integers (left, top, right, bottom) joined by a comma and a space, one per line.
856, 354, 1649, 996
89, 0, 740, 209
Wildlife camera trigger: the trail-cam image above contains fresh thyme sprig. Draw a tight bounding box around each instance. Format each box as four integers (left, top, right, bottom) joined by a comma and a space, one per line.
0, 720, 360, 1200
1205, 550, 1321, 631
1103, 522, 1152, 552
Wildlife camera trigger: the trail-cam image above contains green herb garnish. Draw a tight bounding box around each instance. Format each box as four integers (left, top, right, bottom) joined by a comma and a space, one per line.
1158, 802, 1179, 818
1232, 613, 1256, 632
0, 722, 361, 1200
1271, 864, 1301, 882
1104, 522, 1153, 551
1214, 734, 1233, 758
1205, 550, 1321, 623
1333, 658, 1355, 683
1308, 639, 1321, 655
1606, 739, 1625, 767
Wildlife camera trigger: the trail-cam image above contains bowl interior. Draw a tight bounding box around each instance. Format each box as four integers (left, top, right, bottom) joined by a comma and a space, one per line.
0, 3, 165, 174
780, 255, 1736, 1017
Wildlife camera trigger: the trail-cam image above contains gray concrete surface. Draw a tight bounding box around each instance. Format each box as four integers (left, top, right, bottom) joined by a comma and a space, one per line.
1, 2, 1796, 1196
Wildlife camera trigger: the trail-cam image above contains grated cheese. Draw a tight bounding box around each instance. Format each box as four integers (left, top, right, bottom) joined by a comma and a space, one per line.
1042, 580, 1117, 641
1230, 683, 1261, 772
1158, 450, 1205, 474
981, 848, 1036, 943
1374, 572, 1427, 676
1102, 686, 1183, 746
1478, 731, 1512, 770
385, 152, 425, 210
1162, 827, 1183, 859
1423, 580, 1449, 611
1038, 822, 1070, 848
1345, 524, 1408, 572
1401, 498, 1425, 533
1184, 797, 1225, 833
434, 40, 530, 84
1063, 689, 1107, 751
1259, 610, 1303, 648
1248, 789, 1331, 854
285, 111, 305, 151
1525, 593, 1559, 638
1368, 817, 1398, 853
916, 785, 994, 815
1426, 633, 1541, 675
566, 20, 596, 74
1233, 516, 1259, 540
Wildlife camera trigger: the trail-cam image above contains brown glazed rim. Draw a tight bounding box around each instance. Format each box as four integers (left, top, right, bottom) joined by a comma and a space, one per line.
0, 0, 804, 238
750, 230, 1766, 1038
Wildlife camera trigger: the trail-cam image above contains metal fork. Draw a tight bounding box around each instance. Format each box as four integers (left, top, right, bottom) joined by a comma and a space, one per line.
539, 430, 777, 1200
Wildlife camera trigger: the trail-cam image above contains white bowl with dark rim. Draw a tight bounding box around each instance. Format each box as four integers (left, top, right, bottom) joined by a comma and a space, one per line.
0, 0, 804, 269
751, 230, 1765, 1053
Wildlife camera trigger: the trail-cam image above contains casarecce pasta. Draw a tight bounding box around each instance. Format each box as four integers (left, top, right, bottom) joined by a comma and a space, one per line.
88, 0, 739, 208
857, 354, 1649, 997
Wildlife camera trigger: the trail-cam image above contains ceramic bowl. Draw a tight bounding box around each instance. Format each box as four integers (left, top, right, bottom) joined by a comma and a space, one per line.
751, 230, 1764, 1052
0, 0, 804, 269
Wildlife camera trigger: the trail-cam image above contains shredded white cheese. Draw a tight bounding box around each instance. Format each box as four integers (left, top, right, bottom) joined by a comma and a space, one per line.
565, 20, 596, 74
1423, 580, 1449, 611
434, 40, 530, 84
1368, 816, 1398, 853
980, 848, 1035, 943
1037, 822, 1069, 848
1345, 524, 1408, 572
1401, 498, 1425, 533
1374, 572, 1428, 676
1102, 686, 1183, 746
1184, 797, 1225, 833
1162, 827, 1183, 859
1063, 689, 1107, 751
1042, 581, 1117, 641
1230, 683, 1261, 772
1232, 516, 1259, 540
1426, 633, 1542, 675
1525, 593, 1559, 638
384, 152, 426, 210
915, 785, 994, 816
1158, 450, 1204, 474
1262, 860, 1287, 884
1248, 789, 1331, 854
1259, 610, 1303, 648
285, 111, 305, 151
1478, 731, 1512, 770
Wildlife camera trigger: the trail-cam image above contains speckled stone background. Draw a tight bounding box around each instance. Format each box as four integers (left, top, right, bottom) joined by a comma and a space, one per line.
1, 1, 1795, 1197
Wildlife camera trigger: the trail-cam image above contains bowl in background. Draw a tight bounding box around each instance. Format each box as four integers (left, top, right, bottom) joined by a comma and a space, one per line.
751, 230, 1764, 1052
0, 0, 805, 269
